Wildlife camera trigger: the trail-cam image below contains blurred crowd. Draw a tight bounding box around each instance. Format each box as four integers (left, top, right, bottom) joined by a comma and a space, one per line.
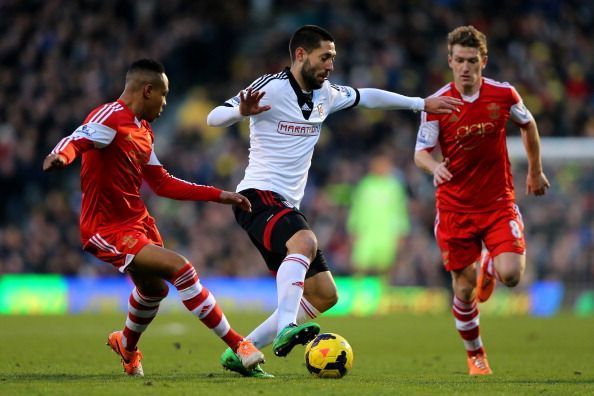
1, 0, 593, 292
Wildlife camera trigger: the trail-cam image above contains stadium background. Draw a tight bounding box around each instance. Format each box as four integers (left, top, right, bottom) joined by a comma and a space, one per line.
0, 0, 593, 316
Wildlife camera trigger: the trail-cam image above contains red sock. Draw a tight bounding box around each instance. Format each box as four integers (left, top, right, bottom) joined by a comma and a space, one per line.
171, 263, 243, 349
452, 296, 485, 357
122, 287, 167, 351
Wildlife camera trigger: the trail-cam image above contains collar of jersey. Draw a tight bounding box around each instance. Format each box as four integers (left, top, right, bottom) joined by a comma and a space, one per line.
285, 67, 313, 103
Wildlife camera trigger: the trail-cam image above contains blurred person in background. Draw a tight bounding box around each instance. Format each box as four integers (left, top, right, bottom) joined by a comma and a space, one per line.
208, 24, 461, 377
42, 59, 264, 377
347, 151, 410, 315
414, 26, 550, 375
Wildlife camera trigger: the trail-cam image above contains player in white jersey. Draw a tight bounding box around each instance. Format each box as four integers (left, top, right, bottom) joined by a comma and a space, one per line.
207, 25, 462, 378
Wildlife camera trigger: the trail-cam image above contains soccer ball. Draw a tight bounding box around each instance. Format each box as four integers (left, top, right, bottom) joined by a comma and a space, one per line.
304, 333, 353, 378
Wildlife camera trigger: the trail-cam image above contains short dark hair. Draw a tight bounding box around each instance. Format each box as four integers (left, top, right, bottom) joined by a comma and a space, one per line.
289, 25, 334, 61
128, 58, 165, 75
447, 26, 488, 57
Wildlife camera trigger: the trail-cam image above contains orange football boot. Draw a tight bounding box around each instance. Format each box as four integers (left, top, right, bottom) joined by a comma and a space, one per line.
107, 331, 144, 377
235, 339, 265, 370
467, 352, 493, 375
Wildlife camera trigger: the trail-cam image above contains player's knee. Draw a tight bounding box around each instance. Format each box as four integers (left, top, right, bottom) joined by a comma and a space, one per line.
136, 278, 170, 298
150, 282, 170, 298
286, 230, 318, 260
456, 284, 476, 301
500, 271, 522, 287
496, 261, 524, 288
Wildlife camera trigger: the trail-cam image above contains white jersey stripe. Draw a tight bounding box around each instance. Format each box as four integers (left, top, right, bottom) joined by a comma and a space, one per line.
94, 234, 122, 254
483, 78, 512, 88
51, 136, 72, 154
96, 104, 123, 125
89, 236, 114, 254
90, 234, 121, 255
89, 103, 115, 124
51, 135, 86, 154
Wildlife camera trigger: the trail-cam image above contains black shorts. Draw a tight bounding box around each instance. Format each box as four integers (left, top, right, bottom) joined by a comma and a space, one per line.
233, 189, 329, 278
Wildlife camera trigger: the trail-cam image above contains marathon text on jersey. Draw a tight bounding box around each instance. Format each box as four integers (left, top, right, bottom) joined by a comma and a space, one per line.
277, 121, 321, 137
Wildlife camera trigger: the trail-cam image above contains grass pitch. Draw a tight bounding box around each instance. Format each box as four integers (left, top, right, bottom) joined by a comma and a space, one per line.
1, 311, 592, 395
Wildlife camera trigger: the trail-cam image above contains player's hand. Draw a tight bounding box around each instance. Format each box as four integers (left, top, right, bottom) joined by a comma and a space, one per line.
423, 96, 463, 114
42, 153, 66, 171
219, 191, 252, 212
239, 88, 271, 116
526, 171, 550, 196
432, 158, 452, 186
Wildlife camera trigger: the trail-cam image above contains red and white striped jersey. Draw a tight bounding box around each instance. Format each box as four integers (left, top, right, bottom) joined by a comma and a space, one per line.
415, 78, 533, 212
51, 99, 222, 240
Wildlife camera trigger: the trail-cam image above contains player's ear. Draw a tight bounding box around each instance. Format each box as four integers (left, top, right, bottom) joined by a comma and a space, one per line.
482, 56, 488, 69
143, 83, 153, 99
295, 47, 306, 62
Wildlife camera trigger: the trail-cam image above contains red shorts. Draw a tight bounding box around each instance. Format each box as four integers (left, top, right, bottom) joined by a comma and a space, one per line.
82, 216, 163, 273
434, 204, 525, 271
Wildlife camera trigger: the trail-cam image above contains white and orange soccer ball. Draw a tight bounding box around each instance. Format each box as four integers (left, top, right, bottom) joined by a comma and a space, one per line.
304, 333, 353, 378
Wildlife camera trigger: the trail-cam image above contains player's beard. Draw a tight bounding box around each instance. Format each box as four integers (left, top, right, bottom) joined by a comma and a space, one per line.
301, 59, 324, 90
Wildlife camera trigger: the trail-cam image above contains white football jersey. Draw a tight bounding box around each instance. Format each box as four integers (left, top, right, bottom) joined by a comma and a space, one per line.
225, 68, 360, 208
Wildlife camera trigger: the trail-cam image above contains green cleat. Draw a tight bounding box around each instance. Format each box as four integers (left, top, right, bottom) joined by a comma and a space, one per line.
220, 347, 274, 378
272, 322, 320, 357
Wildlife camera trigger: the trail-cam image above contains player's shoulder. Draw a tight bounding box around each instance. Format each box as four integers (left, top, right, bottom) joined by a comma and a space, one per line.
422, 83, 455, 122
482, 77, 521, 103
248, 69, 289, 91
482, 77, 516, 92
84, 100, 129, 127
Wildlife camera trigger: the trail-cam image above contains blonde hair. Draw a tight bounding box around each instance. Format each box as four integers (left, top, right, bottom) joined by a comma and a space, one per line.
447, 26, 488, 57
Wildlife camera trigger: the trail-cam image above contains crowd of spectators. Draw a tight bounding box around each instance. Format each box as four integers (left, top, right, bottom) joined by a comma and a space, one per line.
1, 1, 593, 293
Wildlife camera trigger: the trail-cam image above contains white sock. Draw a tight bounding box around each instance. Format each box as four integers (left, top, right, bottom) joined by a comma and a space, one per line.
276, 253, 310, 333
247, 297, 320, 348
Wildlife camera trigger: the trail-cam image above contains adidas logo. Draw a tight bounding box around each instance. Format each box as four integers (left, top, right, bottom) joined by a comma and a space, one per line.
301, 103, 311, 111
199, 304, 212, 316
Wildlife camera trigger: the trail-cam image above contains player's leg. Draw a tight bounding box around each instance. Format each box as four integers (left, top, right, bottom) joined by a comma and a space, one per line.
436, 210, 492, 375
220, 256, 334, 377
107, 272, 168, 377
479, 204, 527, 302
84, 229, 160, 376
451, 265, 492, 375
271, 228, 323, 357
244, 269, 335, 349
131, 243, 264, 369
233, 190, 322, 356
493, 252, 525, 286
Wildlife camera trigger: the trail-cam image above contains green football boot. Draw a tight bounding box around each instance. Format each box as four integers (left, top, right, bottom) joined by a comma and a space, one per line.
220, 348, 274, 378
272, 322, 320, 357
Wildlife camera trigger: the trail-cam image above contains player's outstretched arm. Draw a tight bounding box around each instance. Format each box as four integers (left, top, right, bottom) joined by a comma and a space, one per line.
219, 191, 251, 212
423, 96, 463, 114
207, 88, 271, 128
43, 133, 97, 171
143, 164, 250, 211
358, 88, 461, 114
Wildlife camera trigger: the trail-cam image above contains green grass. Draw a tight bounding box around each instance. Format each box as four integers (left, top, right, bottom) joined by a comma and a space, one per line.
1, 312, 593, 395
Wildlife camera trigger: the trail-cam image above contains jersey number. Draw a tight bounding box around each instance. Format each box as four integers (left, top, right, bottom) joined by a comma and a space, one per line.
509, 220, 522, 239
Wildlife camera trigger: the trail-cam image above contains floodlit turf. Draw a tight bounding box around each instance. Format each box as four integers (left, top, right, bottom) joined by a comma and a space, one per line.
0, 311, 593, 395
